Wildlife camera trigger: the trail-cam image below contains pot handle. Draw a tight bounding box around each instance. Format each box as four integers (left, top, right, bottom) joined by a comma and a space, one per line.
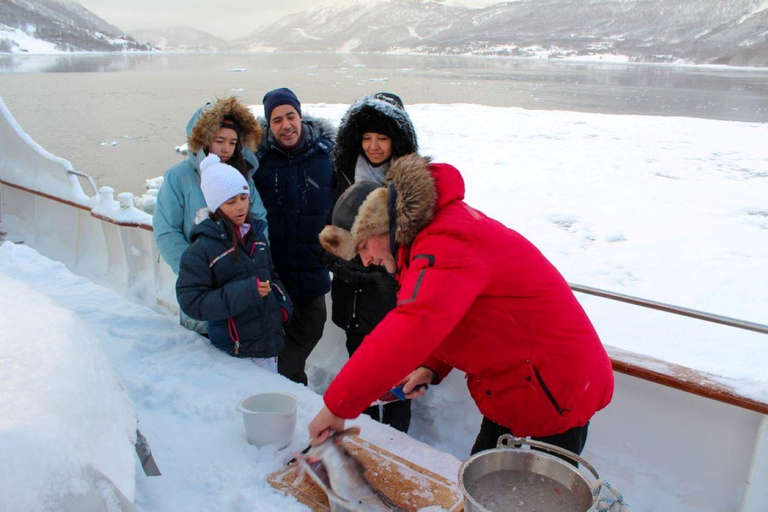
496, 434, 600, 481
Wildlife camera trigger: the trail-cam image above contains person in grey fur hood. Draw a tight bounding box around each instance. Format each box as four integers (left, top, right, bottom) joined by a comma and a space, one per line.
255, 87, 336, 386
321, 92, 418, 432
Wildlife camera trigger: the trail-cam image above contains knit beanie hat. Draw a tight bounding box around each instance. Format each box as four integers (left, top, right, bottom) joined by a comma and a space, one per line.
262, 87, 302, 124
199, 154, 249, 213
319, 181, 390, 260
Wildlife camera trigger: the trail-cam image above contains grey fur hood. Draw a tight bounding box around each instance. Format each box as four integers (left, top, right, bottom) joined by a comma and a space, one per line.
333, 95, 418, 188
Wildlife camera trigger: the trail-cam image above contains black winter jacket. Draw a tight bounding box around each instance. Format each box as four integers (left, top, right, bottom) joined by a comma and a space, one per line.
327, 95, 418, 336
177, 214, 293, 358
256, 118, 336, 302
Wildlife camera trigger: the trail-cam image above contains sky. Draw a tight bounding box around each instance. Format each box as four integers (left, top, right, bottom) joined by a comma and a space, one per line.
2, 100, 767, 511
78, 0, 500, 40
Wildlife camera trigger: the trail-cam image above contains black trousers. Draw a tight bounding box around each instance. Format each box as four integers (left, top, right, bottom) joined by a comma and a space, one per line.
346, 331, 412, 433
278, 294, 327, 385
471, 416, 589, 467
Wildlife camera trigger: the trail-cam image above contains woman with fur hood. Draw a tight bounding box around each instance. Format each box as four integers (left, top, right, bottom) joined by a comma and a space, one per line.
154, 97, 268, 276
321, 92, 418, 432
154, 97, 269, 334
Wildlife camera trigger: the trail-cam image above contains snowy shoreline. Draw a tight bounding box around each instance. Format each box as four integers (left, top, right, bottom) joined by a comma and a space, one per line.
3, 44, 768, 73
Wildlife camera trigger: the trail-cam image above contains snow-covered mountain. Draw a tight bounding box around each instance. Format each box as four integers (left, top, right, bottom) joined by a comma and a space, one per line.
232, 0, 768, 67
129, 26, 226, 52
0, 0, 153, 53
231, 0, 466, 52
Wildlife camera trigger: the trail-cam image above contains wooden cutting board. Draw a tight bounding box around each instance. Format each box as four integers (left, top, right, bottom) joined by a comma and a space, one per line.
268, 435, 464, 511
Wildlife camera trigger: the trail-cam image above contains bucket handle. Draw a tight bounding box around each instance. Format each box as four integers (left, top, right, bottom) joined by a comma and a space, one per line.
496, 434, 601, 482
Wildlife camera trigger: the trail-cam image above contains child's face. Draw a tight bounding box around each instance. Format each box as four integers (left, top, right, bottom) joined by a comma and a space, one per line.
219, 193, 249, 225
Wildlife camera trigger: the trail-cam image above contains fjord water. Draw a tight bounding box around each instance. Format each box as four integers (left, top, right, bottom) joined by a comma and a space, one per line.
1, 52, 766, 195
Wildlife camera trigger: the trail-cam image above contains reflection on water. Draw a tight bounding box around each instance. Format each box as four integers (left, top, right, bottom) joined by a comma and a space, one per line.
0, 52, 766, 195
0, 54, 159, 73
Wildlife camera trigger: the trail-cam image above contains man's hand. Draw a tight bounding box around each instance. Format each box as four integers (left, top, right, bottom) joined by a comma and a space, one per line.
308, 406, 346, 446
399, 367, 435, 398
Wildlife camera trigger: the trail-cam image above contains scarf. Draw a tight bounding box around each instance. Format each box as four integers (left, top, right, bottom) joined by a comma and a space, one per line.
354, 154, 389, 185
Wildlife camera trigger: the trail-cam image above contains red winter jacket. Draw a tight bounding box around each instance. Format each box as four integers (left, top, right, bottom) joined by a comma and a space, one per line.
323, 155, 614, 437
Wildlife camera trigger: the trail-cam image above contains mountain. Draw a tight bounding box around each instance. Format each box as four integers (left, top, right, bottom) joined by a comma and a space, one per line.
231, 0, 466, 52
129, 26, 225, 52
231, 0, 768, 67
0, 0, 153, 52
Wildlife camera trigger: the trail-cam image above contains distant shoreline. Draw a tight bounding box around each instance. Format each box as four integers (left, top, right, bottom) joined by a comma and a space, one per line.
3, 49, 768, 73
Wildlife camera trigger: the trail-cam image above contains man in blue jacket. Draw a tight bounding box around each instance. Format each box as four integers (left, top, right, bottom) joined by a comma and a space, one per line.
255, 88, 336, 385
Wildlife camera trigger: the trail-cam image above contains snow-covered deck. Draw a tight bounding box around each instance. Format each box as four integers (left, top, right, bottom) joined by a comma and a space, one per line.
1, 97, 767, 511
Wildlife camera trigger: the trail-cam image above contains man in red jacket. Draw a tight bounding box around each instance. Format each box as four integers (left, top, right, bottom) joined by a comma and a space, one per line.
312, 153, 614, 455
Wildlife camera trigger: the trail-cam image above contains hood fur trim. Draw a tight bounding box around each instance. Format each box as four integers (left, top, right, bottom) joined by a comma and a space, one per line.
333, 96, 418, 188
319, 154, 437, 259
389, 154, 437, 247
188, 97, 262, 153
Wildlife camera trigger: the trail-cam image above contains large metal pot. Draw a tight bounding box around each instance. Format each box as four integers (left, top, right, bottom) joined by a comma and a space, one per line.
458, 435, 601, 512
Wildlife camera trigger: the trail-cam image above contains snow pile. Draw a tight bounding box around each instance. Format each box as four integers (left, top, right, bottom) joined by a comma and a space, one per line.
0, 242, 461, 511
133, 177, 163, 214
0, 268, 138, 511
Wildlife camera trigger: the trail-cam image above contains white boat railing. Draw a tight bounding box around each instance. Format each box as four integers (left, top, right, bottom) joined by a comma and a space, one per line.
1, 96, 766, 510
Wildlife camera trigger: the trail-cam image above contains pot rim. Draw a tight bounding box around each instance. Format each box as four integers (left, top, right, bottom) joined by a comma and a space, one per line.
457, 435, 601, 511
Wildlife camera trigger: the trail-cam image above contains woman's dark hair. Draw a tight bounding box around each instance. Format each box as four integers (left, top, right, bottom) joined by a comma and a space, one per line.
207, 117, 249, 179
210, 209, 253, 263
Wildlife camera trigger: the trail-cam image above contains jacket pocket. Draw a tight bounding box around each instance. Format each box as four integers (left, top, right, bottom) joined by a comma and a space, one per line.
533, 367, 567, 416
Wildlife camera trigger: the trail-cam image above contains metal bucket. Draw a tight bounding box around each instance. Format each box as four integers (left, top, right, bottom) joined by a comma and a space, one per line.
458, 435, 600, 512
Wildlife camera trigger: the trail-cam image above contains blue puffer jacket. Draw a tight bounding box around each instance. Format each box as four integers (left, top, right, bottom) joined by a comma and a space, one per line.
176, 215, 293, 358
153, 103, 268, 274
255, 118, 336, 301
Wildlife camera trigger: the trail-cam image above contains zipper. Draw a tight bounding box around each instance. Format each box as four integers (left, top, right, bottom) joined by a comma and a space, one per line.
227, 317, 241, 356
533, 367, 565, 415
349, 287, 359, 330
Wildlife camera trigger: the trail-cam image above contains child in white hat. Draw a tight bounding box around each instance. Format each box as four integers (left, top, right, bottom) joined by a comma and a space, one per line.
176, 154, 292, 371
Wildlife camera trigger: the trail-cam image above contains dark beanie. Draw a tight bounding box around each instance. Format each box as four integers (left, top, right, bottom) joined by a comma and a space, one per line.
262, 87, 302, 123
332, 181, 382, 231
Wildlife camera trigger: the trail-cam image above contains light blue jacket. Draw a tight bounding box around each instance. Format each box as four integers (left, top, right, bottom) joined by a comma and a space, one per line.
153, 106, 268, 274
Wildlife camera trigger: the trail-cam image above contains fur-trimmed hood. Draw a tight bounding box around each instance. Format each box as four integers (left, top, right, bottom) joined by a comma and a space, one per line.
319, 154, 465, 260
333, 95, 418, 188
187, 97, 262, 153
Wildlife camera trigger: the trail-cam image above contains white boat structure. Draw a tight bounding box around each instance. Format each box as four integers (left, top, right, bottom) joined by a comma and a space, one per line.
1, 97, 766, 511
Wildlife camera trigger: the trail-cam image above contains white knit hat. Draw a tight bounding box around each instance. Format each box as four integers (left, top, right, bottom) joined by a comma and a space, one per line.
199, 154, 249, 213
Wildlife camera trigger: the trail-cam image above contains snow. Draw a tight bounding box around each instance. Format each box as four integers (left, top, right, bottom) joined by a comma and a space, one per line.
0, 268, 138, 511
1, 101, 767, 511
0, 26, 60, 54
0, 242, 461, 511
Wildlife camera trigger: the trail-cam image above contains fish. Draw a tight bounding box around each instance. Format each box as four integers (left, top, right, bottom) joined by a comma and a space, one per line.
294, 427, 402, 511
